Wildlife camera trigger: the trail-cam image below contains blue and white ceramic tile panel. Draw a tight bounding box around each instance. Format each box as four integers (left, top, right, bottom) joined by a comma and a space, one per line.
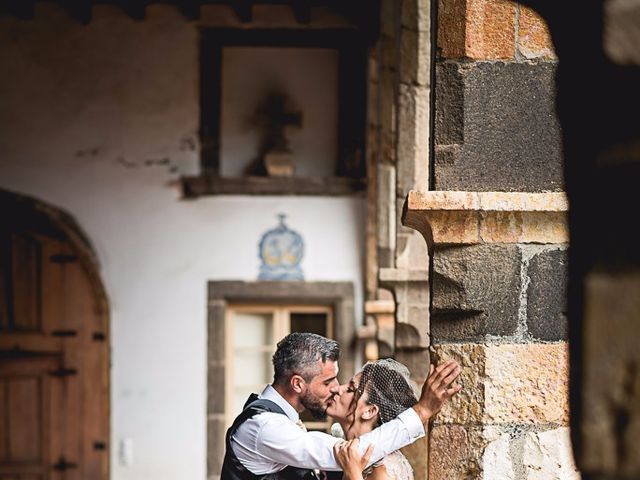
258, 214, 304, 280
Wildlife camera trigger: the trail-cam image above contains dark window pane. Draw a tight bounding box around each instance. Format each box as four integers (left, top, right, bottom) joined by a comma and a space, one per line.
290, 312, 327, 337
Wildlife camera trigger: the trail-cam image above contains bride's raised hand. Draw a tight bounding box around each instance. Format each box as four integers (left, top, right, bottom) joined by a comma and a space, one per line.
413, 359, 462, 423
333, 439, 374, 480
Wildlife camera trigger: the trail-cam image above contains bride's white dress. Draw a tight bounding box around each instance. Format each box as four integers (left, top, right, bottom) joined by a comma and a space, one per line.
365, 450, 414, 480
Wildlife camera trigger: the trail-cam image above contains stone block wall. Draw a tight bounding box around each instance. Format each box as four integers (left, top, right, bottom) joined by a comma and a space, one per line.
372, 1, 578, 478
404, 191, 576, 480
400, 1, 640, 479
434, 0, 562, 192
398, 2, 578, 478
430, 343, 578, 479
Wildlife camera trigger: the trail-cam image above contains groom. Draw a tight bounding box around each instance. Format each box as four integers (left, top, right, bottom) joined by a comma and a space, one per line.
221, 332, 461, 480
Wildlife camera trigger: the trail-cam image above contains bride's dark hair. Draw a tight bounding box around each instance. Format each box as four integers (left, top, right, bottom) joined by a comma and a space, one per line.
353, 358, 418, 426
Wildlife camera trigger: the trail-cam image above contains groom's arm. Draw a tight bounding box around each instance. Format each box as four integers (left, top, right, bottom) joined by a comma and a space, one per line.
232, 412, 342, 473
239, 409, 424, 472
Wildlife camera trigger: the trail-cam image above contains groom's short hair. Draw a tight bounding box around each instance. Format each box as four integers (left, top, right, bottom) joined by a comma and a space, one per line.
272, 332, 340, 384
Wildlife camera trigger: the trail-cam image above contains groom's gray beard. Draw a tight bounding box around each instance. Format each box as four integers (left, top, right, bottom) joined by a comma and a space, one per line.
300, 391, 330, 420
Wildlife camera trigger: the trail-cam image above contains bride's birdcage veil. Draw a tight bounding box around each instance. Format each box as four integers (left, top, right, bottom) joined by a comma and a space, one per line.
357, 358, 419, 425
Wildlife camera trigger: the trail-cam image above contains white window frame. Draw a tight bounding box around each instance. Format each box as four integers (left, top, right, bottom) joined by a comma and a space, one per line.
225, 304, 333, 430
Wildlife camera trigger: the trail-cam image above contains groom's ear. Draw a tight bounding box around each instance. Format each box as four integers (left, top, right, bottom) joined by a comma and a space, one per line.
290, 374, 306, 394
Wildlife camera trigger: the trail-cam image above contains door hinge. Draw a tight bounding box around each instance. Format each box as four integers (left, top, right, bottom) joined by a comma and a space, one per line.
50, 253, 77, 263
53, 456, 78, 471
93, 332, 106, 341
51, 329, 77, 337
48, 367, 78, 378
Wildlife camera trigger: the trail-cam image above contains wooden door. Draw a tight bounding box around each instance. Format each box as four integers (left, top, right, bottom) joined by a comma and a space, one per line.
0, 216, 109, 480
0, 352, 61, 480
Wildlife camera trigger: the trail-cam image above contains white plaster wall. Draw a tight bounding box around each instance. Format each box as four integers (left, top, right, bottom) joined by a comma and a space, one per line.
0, 5, 365, 479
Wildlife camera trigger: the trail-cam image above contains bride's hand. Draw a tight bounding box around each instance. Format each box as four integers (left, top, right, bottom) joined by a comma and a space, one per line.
414, 359, 462, 423
333, 439, 374, 480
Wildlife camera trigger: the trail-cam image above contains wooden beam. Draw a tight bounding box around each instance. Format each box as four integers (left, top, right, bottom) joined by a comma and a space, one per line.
291, 0, 311, 24
120, 0, 146, 21
332, 0, 380, 40
179, 0, 201, 21
63, 0, 93, 24
231, 0, 252, 23
199, 32, 221, 174
0, 0, 35, 19
181, 175, 366, 198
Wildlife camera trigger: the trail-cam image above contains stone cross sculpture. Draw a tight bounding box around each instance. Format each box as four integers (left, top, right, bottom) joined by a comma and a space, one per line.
254, 92, 303, 177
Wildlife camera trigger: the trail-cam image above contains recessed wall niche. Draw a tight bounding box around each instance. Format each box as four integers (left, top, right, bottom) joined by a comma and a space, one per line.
183, 28, 368, 197
220, 46, 338, 178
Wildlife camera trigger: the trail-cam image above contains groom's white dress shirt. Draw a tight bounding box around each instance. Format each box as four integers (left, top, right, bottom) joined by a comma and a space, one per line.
230, 385, 425, 474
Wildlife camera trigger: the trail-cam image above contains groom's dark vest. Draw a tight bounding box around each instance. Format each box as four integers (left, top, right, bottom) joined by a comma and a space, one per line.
220, 393, 319, 480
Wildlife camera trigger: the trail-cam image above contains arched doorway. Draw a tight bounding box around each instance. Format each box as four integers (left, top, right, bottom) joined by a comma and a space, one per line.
0, 189, 109, 480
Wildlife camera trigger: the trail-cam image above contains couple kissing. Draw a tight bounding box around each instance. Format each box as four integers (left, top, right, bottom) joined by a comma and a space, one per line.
221, 332, 461, 480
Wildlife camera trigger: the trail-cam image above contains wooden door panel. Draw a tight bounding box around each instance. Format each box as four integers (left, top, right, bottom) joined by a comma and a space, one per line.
0, 231, 43, 333
61, 259, 90, 480
0, 378, 5, 459
83, 334, 109, 480
48, 369, 64, 480
8, 377, 41, 462
0, 476, 42, 480
79, 342, 109, 479
10, 233, 42, 332
0, 236, 8, 330
40, 238, 68, 336
0, 354, 59, 480
0, 474, 43, 480
58, 376, 81, 480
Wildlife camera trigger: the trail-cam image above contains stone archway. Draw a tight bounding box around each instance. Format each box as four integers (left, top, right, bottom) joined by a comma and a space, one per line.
0, 189, 110, 480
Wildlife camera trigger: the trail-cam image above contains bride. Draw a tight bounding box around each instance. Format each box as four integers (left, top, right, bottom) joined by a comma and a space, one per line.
327, 359, 453, 480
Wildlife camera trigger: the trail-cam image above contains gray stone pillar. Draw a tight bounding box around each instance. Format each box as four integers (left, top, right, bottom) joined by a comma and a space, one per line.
404, 191, 576, 479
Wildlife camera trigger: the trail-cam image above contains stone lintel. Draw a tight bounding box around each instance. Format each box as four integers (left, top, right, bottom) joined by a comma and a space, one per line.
403, 190, 569, 247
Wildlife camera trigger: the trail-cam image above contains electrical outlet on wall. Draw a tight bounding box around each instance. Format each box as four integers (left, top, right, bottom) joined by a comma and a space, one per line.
119, 438, 134, 467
